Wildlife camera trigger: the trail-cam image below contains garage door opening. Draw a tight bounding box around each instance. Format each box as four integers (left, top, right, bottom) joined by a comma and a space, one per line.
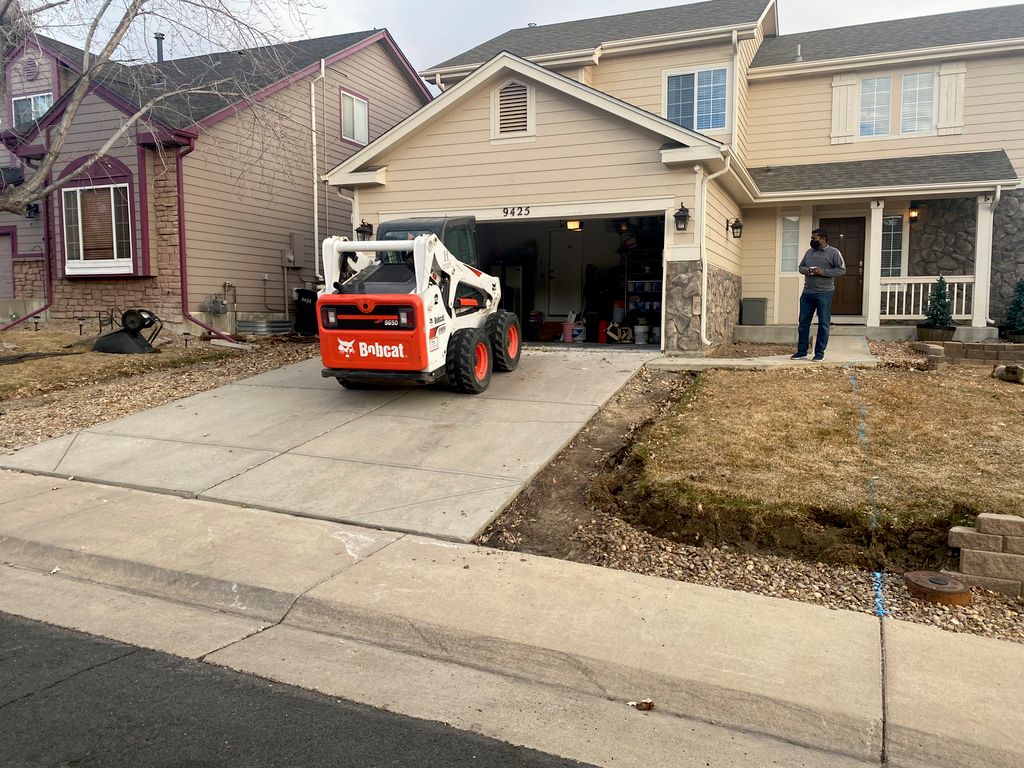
476, 215, 664, 345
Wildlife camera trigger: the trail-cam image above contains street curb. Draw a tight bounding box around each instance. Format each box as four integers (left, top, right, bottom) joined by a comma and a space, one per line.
0, 536, 291, 623
284, 593, 882, 763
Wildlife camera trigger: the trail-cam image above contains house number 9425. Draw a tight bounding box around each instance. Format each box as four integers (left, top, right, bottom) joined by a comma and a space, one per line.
502, 206, 530, 217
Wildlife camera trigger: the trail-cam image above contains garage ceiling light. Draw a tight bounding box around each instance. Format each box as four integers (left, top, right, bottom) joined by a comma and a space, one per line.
564, 220, 583, 231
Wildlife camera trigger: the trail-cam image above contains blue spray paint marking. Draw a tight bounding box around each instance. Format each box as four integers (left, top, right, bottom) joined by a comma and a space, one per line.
852, 373, 887, 617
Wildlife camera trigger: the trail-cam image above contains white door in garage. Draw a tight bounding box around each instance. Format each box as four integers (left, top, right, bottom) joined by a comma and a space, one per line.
0, 234, 13, 300
547, 229, 583, 318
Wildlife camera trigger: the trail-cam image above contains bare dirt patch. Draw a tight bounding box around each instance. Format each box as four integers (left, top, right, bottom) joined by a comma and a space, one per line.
706, 341, 793, 358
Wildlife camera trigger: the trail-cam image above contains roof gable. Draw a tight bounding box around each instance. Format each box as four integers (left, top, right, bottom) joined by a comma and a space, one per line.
326, 51, 722, 185
752, 4, 1024, 69
427, 0, 773, 72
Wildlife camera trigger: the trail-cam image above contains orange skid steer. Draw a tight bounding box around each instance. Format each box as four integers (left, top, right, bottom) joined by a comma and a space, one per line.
317, 234, 521, 394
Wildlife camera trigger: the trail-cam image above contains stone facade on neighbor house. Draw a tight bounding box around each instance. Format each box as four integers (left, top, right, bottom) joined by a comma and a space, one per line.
325, 0, 1024, 353
0, 30, 431, 330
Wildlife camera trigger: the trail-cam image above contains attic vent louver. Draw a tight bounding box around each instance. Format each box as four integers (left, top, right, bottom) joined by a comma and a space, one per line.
497, 82, 529, 134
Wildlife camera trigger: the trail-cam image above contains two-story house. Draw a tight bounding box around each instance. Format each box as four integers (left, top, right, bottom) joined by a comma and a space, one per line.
1, 29, 431, 332
325, 0, 1024, 352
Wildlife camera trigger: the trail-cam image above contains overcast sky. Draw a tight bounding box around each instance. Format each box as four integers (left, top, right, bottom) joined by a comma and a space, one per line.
312, 0, 1022, 71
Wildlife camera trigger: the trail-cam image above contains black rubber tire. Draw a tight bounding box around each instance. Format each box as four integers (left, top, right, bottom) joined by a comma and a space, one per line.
446, 327, 492, 394
121, 310, 145, 334
486, 310, 522, 372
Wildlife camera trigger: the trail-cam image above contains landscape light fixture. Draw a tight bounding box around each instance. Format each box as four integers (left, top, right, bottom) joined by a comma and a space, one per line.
355, 220, 374, 240
673, 204, 690, 232
727, 217, 744, 238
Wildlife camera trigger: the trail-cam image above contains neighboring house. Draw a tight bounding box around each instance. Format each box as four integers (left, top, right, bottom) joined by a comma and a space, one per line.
0, 29, 431, 330
325, 0, 1024, 352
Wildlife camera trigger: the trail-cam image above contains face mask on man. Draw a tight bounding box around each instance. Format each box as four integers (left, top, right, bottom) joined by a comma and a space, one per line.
810, 238, 821, 250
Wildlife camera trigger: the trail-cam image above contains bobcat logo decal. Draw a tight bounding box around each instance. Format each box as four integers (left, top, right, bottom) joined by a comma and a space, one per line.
337, 338, 355, 358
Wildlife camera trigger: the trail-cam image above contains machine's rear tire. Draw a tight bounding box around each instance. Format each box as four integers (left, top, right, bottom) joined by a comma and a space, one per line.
446, 328, 492, 394
486, 310, 521, 372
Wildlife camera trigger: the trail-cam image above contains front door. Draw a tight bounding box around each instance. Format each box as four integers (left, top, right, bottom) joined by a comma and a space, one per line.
820, 217, 864, 315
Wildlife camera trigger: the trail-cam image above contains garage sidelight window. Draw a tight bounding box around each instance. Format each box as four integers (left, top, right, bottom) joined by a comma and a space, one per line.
63, 184, 133, 275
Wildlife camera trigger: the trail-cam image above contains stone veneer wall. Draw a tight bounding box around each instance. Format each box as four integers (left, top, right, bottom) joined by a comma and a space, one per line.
663, 261, 702, 353
13, 259, 45, 298
706, 265, 741, 348
50, 155, 183, 323
909, 191, 1024, 322
948, 513, 1024, 597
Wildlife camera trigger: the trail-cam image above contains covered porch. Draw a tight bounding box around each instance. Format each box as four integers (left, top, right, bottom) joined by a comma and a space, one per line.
734, 151, 1020, 339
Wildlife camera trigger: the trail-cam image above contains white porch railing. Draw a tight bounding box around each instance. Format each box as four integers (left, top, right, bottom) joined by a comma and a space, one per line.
878, 276, 975, 320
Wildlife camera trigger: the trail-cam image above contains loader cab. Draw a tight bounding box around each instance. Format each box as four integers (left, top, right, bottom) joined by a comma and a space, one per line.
376, 217, 478, 268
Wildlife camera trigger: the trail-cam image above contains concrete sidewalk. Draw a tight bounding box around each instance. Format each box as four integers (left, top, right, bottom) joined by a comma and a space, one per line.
648, 335, 877, 372
1, 471, 1021, 768
0, 348, 651, 542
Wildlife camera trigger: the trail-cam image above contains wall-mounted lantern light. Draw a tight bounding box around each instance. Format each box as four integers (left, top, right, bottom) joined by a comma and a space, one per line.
25, 203, 39, 220
673, 205, 690, 232
727, 217, 744, 238
908, 203, 921, 223
355, 220, 374, 240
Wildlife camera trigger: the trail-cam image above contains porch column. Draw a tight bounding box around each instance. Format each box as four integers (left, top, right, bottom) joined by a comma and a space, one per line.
865, 199, 884, 326
972, 194, 995, 328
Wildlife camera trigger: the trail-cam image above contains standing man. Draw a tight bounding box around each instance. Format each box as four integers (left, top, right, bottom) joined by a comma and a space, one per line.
792, 227, 846, 361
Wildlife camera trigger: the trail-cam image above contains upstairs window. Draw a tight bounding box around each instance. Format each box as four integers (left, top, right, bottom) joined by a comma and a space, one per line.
900, 72, 935, 134
667, 67, 727, 132
12, 92, 52, 126
63, 184, 133, 275
340, 90, 368, 145
491, 80, 535, 140
859, 77, 891, 137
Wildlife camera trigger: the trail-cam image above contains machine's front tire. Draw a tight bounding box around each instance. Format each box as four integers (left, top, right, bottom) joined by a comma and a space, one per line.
446, 328, 492, 394
486, 310, 521, 372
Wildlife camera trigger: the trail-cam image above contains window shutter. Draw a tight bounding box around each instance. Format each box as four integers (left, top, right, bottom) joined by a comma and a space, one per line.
497, 82, 529, 134
936, 61, 966, 136
831, 73, 857, 145
80, 188, 115, 260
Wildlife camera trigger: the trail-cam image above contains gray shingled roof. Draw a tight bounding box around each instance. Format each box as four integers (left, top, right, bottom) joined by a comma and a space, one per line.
752, 4, 1024, 68
32, 30, 382, 131
1, 166, 23, 189
748, 151, 1018, 194
428, 0, 772, 70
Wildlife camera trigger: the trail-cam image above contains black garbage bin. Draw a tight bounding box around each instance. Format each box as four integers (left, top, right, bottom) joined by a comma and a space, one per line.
294, 288, 319, 336
584, 312, 600, 343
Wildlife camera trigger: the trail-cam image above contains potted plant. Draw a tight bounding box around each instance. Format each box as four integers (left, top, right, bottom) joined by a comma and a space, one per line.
1004, 278, 1024, 344
916, 276, 956, 342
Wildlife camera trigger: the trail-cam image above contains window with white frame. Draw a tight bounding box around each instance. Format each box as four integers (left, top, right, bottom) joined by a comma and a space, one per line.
340, 90, 368, 145
900, 72, 935, 134
780, 215, 801, 272
667, 67, 727, 131
12, 92, 52, 125
859, 76, 891, 137
63, 185, 133, 274
881, 215, 904, 277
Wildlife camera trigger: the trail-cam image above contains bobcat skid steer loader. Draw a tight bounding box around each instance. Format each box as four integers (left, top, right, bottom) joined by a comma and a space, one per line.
317, 234, 520, 394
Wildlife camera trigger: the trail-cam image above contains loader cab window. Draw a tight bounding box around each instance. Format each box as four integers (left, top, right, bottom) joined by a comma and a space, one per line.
378, 229, 431, 266
443, 226, 476, 267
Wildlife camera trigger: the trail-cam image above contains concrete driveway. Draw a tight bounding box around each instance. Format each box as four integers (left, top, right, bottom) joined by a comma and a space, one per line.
1, 348, 651, 542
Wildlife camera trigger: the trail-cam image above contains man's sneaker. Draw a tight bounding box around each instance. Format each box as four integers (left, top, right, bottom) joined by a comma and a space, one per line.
813, 354, 825, 361
790, 353, 808, 359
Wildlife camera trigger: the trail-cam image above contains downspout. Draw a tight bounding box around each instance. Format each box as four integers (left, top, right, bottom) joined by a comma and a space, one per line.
1, 192, 54, 331
176, 138, 233, 340
311, 59, 325, 266
699, 152, 732, 347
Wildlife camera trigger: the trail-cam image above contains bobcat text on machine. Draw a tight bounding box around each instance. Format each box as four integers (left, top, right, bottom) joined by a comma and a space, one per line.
316, 228, 521, 394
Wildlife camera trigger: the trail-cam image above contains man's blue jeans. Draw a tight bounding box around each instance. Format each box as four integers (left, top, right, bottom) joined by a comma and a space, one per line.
797, 291, 833, 357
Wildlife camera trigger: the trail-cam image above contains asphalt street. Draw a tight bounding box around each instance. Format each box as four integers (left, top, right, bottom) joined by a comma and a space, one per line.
0, 611, 591, 768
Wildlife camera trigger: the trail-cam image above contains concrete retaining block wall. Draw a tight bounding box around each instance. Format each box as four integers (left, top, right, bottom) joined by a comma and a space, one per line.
947, 514, 1024, 597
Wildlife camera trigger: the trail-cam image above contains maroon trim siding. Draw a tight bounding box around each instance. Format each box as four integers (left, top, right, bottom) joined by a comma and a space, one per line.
136, 146, 152, 275
338, 86, 371, 147
56, 154, 141, 279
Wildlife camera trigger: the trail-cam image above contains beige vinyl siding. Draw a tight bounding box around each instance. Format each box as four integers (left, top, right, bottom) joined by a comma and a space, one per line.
739, 206, 777, 321
360, 83, 696, 221
50, 92, 143, 271
732, 29, 762, 165
745, 52, 1024, 177
591, 43, 734, 137
182, 41, 424, 314
705, 178, 742, 274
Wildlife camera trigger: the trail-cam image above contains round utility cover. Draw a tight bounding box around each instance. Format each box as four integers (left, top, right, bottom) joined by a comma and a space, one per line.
904, 571, 971, 606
